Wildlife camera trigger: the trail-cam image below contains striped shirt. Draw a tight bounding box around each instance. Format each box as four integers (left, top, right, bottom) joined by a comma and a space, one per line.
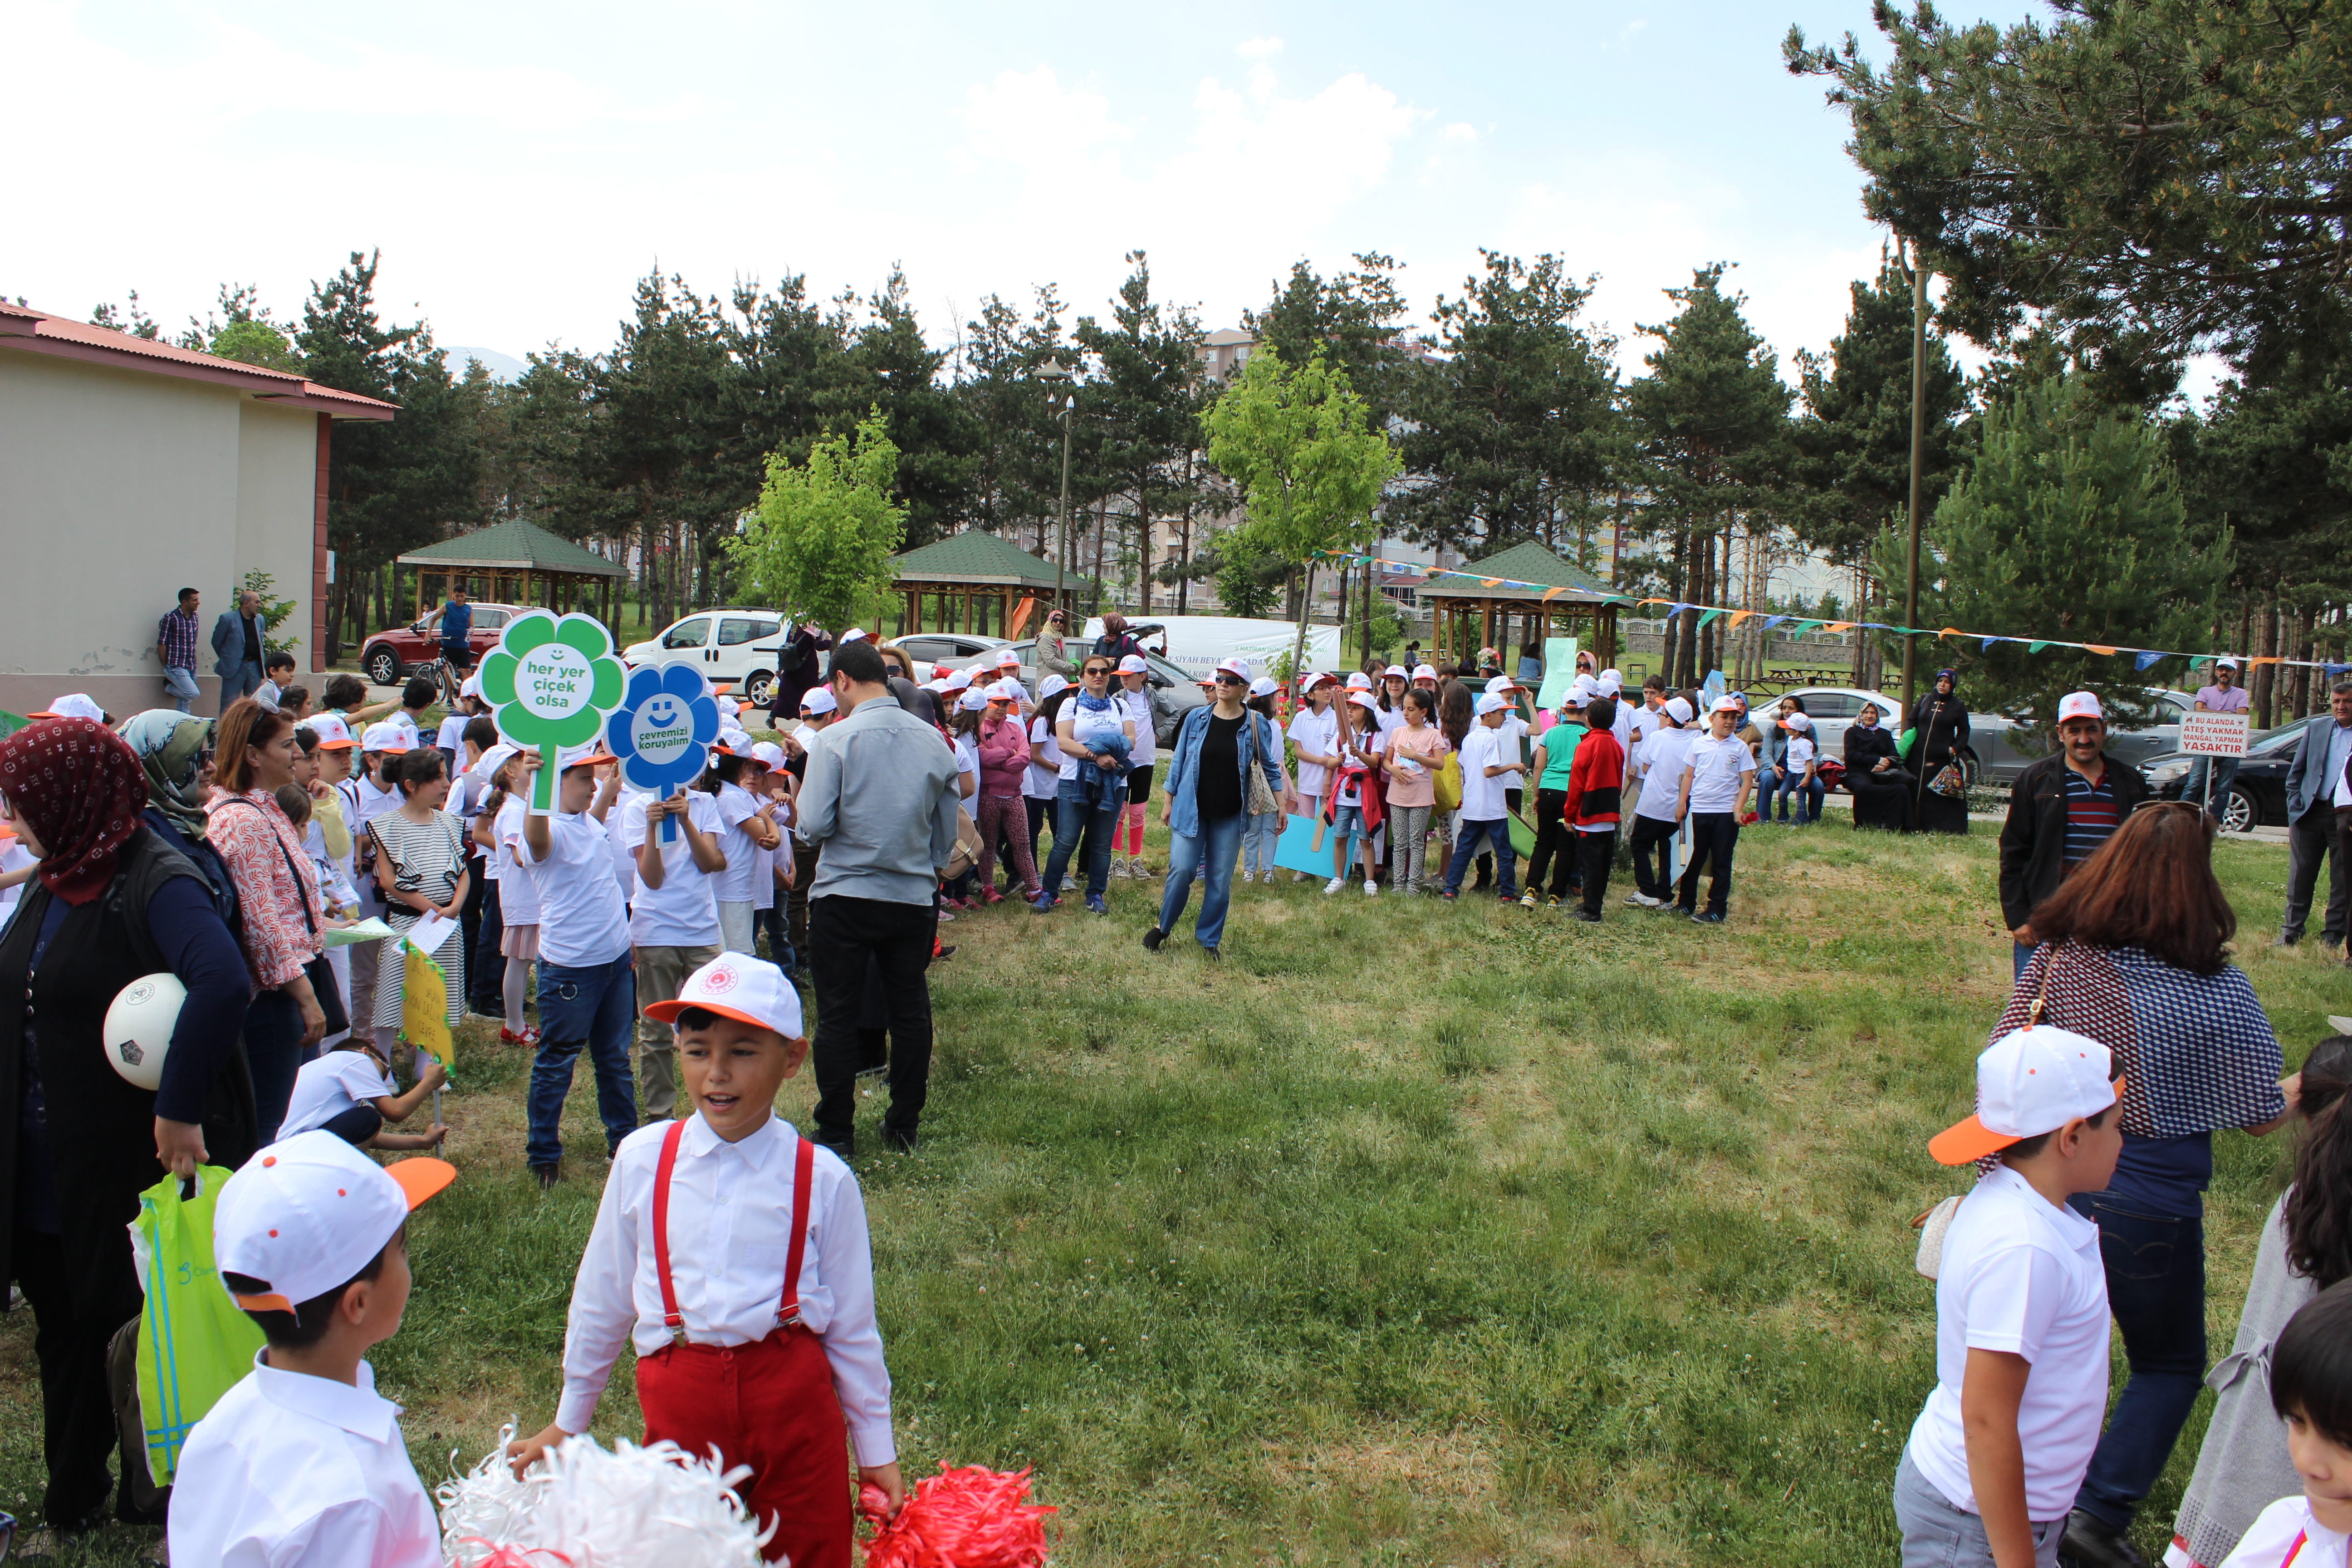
157, 606, 200, 670
2061, 766, 2121, 869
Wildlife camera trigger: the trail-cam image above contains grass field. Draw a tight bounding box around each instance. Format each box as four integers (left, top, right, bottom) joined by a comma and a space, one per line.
5, 819, 2346, 1565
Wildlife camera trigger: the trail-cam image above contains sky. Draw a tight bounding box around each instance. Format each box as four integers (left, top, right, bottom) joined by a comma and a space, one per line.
7, 0, 2056, 390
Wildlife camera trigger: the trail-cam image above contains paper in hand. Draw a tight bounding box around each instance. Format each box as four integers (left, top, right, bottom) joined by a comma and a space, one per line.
406, 910, 461, 956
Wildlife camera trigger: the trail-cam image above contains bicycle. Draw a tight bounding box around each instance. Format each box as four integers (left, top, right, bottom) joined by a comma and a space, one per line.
417, 649, 471, 708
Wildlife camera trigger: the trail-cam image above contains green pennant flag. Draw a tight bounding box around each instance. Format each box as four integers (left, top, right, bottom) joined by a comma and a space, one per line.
1696, 608, 1725, 629
1786, 620, 1824, 637
2028, 641, 2051, 653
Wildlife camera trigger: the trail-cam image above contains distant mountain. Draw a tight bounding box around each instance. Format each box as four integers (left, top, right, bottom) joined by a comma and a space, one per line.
446, 346, 528, 382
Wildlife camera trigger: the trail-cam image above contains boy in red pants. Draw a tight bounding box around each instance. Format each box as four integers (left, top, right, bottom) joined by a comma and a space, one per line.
509, 953, 903, 1564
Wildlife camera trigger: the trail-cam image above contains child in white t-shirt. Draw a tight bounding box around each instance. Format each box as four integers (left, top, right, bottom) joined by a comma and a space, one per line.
2215, 1281, 2352, 1567
1896, 1025, 2123, 1568
1673, 696, 1757, 925
1441, 695, 1524, 901
278, 1039, 449, 1151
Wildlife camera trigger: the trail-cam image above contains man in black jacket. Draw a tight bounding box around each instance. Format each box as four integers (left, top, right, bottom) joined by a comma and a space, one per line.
1997, 691, 2151, 979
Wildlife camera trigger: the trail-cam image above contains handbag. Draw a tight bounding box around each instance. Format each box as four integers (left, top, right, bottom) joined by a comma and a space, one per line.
216, 798, 348, 1036
1432, 752, 1463, 813
1240, 714, 1280, 817
1929, 761, 1968, 799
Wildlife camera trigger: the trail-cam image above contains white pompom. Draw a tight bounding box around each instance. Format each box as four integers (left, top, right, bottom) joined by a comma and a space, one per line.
438, 1423, 772, 1568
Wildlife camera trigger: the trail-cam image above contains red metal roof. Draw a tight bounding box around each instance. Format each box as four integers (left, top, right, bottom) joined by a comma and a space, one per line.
0, 303, 398, 420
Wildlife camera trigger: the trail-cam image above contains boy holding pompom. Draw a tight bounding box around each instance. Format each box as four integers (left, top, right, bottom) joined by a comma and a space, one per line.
510, 952, 902, 1566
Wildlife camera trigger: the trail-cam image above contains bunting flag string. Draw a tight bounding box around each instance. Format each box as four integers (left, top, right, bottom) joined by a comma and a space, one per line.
1309, 550, 2352, 675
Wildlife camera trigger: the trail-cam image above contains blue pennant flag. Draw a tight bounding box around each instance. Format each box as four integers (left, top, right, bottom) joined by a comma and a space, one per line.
2134, 650, 2166, 671
1981, 637, 2002, 651
1760, 615, 1789, 631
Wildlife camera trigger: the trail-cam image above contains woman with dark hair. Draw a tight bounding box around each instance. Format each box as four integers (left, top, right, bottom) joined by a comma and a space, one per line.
0, 718, 254, 1538
1842, 700, 1913, 832
2169, 1035, 2352, 1567
1908, 667, 1972, 836
1144, 660, 1286, 955
1995, 802, 2291, 1565
208, 697, 337, 1142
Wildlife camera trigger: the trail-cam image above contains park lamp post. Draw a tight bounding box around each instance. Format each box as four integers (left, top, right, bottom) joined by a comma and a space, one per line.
1035, 357, 1077, 624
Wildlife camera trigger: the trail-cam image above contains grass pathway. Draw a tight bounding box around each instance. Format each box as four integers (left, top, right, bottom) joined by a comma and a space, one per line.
5, 824, 2345, 1564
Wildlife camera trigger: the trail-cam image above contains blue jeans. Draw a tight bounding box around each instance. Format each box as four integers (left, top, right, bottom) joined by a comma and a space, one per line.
2065, 1194, 2207, 1531
1041, 780, 1120, 900
2014, 941, 2036, 981
1894, 1450, 2064, 1566
1760, 766, 1823, 823
1157, 811, 1244, 950
1240, 810, 1282, 876
527, 951, 637, 1169
2184, 754, 2240, 814
1443, 818, 1517, 897
754, 902, 794, 972
1675, 811, 1738, 914
161, 666, 199, 714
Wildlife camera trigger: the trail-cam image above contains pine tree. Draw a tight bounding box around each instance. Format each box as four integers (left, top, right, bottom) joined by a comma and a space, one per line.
1892, 372, 2230, 734
1075, 252, 1207, 614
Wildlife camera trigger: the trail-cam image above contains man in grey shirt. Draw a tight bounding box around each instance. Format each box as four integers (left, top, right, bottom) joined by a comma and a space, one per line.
794, 637, 961, 1156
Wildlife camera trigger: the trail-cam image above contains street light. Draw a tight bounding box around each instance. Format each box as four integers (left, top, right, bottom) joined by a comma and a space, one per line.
1034, 357, 1077, 624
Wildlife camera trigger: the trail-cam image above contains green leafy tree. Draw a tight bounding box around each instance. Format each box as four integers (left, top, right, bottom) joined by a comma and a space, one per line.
1396, 251, 1627, 566
839, 266, 978, 552
1203, 347, 1401, 673
89, 290, 162, 340
1245, 252, 1413, 427
1203, 529, 1288, 619
728, 410, 907, 632
1786, 1, 2352, 379
1888, 372, 2230, 738
1625, 265, 1793, 685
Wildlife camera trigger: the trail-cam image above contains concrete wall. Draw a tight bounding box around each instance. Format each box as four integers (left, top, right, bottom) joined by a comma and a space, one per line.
0, 350, 318, 719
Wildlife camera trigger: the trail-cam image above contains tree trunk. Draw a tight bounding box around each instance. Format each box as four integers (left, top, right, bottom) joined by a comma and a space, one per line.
1660, 529, 1686, 686
2290, 605, 2315, 717
2254, 597, 2279, 727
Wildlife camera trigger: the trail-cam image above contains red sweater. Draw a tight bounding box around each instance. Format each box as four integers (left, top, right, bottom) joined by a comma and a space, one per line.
1562, 729, 1625, 828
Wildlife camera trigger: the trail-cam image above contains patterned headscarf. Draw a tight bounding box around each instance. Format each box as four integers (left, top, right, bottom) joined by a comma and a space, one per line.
118, 709, 213, 840
0, 717, 150, 906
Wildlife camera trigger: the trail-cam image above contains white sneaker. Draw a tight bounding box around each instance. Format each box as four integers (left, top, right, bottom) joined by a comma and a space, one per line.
1363, 879, 1379, 897
1324, 876, 1346, 895
1260, 868, 1277, 883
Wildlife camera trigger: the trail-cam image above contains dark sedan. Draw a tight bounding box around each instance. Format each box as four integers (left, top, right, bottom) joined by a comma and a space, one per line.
2141, 723, 2307, 833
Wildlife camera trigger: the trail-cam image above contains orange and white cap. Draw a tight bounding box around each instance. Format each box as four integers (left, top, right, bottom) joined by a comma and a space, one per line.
1215, 657, 1252, 681
302, 713, 358, 750
30, 693, 104, 722
643, 951, 804, 1041
360, 721, 411, 754
214, 1131, 454, 1313
2058, 691, 2104, 725
1929, 1025, 2122, 1166
556, 740, 619, 772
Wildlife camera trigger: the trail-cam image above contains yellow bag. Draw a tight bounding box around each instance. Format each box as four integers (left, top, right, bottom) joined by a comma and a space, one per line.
1432, 752, 1463, 813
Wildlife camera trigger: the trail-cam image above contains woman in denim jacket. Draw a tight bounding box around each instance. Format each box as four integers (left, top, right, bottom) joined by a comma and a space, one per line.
1143, 659, 1288, 957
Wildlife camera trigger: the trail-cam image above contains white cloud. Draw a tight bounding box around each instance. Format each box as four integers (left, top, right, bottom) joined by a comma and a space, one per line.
1236, 36, 1284, 59
960, 67, 1133, 187
1443, 122, 1478, 143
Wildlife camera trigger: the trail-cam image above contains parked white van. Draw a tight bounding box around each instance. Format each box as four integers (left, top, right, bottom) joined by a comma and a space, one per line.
623, 610, 790, 705
1080, 616, 1343, 681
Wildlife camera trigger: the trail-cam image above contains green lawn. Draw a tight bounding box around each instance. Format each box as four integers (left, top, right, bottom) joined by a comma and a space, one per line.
5, 823, 2345, 1564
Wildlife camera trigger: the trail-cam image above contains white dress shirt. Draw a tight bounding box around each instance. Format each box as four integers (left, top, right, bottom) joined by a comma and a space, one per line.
168, 1353, 441, 1568
558, 1114, 896, 1466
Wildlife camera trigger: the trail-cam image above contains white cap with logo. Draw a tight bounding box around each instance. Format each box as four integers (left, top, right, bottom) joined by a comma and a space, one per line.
302, 714, 358, 750
1412, 664, 1438, 682
1248, 676, 1279, 698
1117, 654, 1149, 674
360, 721, 412, 753
1663, 696, 1695, 724
2058, 691, 2104, 725
31, 693, 104, 722
1474, 692, 1509, 716
1215, 657, 1253, 681
214, 1132, 455, 1313
801, 688, 839, 715
644, 951, 805, 1040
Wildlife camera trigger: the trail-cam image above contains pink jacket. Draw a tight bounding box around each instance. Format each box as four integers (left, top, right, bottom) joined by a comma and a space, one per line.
976, 714, 1032, 796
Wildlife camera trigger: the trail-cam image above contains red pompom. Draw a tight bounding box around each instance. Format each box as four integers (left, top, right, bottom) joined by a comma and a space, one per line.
860, 1465, 1057, 1568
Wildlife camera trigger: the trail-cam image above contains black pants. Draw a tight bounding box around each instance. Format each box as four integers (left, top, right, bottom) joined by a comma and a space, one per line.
1577, 828, 1617, 916
1024, 797, 1049, 873
468, 867, 502, 1013
1526, 788, 1582, 898
2283, 805, 2349, 946
1675, 811, 1739, 915
1628, 815, 1676, 899
245, 988, 314, 1146
321, 1103, 384, 1146
808, 895, 935, 1154
788, 839, 820, 956
11, 1225, 148, 1526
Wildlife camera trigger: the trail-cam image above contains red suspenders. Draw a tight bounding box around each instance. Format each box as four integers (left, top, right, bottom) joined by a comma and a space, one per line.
651, 1119, 815, 1346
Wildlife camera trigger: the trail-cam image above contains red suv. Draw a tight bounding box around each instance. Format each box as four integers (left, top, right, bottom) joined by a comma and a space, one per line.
358, 603, 523, 686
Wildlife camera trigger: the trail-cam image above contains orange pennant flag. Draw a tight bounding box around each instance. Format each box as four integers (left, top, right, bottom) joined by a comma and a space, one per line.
2083, 644, 2118, 656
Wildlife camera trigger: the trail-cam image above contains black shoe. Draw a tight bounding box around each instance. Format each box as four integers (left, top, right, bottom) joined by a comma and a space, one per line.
816, 1137, 854, 1161
1571, 908, 1601, 923
1691, 910, 1727, 926
934, 945, 956, 960
532, 1163, 561, 1190
1201, 946, 1220, 961
881, 1126, 919, 1155
2058, 1509, 2150, 1568
1142, 926, 1165, 951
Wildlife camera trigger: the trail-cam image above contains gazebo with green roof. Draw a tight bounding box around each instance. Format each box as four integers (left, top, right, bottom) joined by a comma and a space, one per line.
1420, 541, 1621, 672
397, 519, 627, 629
892, 532, 1096, 639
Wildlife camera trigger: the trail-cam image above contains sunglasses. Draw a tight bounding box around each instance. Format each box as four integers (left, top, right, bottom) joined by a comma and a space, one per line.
1084, 665, 1112, 676
1213, 673, 1244, 686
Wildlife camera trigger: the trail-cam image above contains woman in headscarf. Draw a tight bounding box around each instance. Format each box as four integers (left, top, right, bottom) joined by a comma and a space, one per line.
1842, 700, 1914, 832
120, 707, 215, 858
0, 718, 254, 1538
1907, 666, 1972, 835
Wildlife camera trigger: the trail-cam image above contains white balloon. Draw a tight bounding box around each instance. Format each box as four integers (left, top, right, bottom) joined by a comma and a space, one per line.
103, 973, 185, 1091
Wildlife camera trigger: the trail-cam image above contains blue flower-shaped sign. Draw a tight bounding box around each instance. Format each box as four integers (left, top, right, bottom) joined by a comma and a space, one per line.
607, 664, 720, 838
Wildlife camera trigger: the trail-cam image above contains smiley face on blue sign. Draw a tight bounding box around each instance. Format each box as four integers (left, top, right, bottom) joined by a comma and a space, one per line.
607, 664, 720, 808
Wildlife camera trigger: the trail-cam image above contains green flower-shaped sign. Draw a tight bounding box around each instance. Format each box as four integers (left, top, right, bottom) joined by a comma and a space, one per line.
481, 612, 627, 811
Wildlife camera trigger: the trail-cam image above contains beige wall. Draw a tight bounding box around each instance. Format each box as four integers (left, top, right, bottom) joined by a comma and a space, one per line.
0, 350, 317, 719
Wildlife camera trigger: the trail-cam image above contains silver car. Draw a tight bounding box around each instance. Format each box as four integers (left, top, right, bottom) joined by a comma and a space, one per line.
965, 640, 1206, 746
1963, 690, 2197, 783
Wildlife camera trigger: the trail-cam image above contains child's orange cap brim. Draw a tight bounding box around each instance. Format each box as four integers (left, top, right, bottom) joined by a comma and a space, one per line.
1927, 1077, 2125, 1167
387, 1156, 456, 1210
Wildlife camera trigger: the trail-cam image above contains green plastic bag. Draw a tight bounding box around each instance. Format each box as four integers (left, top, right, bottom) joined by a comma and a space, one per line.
130, 1166, 264, 1486
1896, 726, 1921, 761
